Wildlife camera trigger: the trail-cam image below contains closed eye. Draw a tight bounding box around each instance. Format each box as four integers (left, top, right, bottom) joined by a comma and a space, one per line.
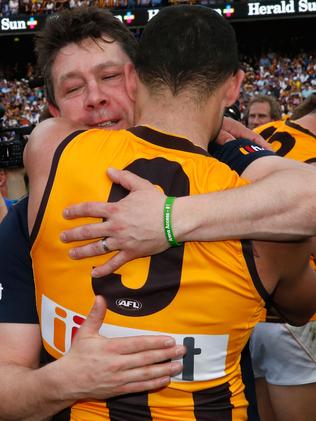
102, 73, 121, 80
65, 85, 83, 94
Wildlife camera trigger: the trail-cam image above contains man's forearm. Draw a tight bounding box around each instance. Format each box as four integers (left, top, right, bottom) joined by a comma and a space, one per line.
59, 165, 316, 278
0, 362, 75, 420
0, 301, 185, 419
174, 168, 316, 242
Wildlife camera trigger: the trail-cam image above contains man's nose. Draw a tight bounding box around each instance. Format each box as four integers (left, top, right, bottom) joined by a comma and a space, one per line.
253, 115, 262, 128
85, 82, 107, 109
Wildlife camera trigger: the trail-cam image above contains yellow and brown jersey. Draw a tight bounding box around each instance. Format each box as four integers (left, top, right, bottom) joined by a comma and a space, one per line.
255, 119, 316, 322
254, 119, 316, 164
31, 126, 269, 421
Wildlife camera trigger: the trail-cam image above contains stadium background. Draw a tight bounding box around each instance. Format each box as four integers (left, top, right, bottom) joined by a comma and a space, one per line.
0, 0, 315, 127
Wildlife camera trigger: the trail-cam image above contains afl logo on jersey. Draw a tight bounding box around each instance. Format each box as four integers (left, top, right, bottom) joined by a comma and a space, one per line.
115, 298, 143, 311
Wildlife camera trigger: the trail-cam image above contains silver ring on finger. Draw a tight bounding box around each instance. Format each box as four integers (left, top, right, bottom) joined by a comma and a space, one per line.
101, 237, 110, 253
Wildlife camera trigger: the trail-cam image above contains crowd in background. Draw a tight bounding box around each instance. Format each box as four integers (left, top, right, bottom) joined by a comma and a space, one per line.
1, 51, 315, 129
0, 0, 166, 15
239, 52, 316, 118
0, 0, 246, 15
0, 0, 134, 15
0, 62, 45, 128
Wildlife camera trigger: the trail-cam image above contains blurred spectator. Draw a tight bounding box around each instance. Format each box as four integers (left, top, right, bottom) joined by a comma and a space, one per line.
8, 0, 18, 13
20, 0, 32, 13
291, 92, 316, 120
45, 0, 55, 12
1, 0, 10, 16
244, 94, 282, 129
302, 83, 315, 99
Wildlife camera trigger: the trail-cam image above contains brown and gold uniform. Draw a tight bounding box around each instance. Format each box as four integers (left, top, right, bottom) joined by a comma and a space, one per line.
31, 126, 270, 421
254, 119, 316, 164
255, 119, 316, 310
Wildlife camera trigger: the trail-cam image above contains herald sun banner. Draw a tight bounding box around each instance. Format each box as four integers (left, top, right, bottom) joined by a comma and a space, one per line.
1, 1, 316, 35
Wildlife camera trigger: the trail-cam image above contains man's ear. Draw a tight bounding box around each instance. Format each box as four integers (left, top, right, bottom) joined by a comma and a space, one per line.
124, 63, 137, 102
225, 69, 245, 107
48, 102, 61, 118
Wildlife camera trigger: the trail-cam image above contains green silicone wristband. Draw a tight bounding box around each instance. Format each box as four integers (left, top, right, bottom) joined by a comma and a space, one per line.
163, 196, 183, 247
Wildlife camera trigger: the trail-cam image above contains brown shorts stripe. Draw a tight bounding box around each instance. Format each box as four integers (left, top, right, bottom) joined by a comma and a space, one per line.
106, 392, 152, 421
193, 383, 233, 421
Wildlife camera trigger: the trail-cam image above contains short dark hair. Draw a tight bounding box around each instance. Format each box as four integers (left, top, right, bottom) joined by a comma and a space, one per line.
35, 7, 138, 107
136, 5, 239, 100
291, 93, 316, 120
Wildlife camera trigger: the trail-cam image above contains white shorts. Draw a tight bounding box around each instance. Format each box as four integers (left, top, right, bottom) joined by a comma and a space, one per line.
249, 322, 316, 386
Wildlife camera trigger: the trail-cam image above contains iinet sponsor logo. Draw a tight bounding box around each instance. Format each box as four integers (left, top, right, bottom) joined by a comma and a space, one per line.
248, 0, 316, 16
41, 295, 229, 382
41, 295, 85, 354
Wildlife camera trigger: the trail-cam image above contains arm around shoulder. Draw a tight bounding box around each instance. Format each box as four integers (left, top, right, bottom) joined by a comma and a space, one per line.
173, 161, 316, 242
24, 117, 83, 176
24, 118, 85, 232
